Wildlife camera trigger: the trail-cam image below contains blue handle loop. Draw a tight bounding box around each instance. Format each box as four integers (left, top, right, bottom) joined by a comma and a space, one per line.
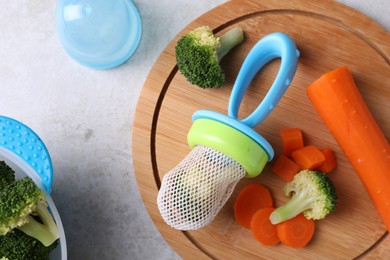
228, 32, 299, 128
0, 116, 53, 194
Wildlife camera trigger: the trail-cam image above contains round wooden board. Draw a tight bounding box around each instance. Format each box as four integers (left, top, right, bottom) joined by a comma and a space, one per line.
132, 0, 390, 258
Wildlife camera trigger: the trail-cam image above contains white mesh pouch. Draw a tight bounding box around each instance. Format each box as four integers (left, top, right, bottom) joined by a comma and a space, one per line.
157, 145, 246, 230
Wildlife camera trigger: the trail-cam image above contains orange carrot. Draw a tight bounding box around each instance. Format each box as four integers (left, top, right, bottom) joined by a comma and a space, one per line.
234, 183, 273, 229
276, 213, 315, 248
271, 155, 301, 182
291, 146, 325, 170
317, 148, 336, 173
307, 66, 390, 232
280, 128, 304, 156
250, 208, 280, 246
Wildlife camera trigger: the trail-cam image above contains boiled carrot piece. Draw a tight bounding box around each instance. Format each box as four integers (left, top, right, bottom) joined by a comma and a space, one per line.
276, 213, 315, 248
234, 183, 273, 229
280, 128, 304, 156
250, 208, 280, 246
307, 66, 390, 232
291, 146, 325, 170
317, 148, 336, 173
271, 155, 301, 182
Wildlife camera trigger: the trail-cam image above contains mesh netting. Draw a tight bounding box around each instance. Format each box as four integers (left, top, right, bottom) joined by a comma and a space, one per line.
157, 145, 246, 230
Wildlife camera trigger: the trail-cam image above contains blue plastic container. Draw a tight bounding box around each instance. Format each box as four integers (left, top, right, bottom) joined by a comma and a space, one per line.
0, 116, 67, 260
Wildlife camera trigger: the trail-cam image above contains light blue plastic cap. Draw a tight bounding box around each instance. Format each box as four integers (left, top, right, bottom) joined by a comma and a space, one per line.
56, 0, 142, 69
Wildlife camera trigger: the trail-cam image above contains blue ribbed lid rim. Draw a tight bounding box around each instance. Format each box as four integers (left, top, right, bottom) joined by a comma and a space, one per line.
0, 116, 53, 194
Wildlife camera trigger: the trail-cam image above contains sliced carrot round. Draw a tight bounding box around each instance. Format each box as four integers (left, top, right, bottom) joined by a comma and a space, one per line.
276, 213, 315, 248
250, 208, 280, 246
234, 183, 273, 229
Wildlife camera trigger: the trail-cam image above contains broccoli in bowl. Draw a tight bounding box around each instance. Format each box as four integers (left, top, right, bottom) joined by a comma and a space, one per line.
0, 159, 64, 260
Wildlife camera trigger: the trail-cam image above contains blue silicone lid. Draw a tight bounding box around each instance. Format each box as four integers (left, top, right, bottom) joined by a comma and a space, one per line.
56, 0, 142, 69
0, 116, 53, 194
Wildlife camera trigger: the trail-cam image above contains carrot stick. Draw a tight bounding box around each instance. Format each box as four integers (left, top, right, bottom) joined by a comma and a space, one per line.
280, 128, 304, 157
317, 148, 336, 173
276, 213, 315, 248
291, 146, 325, 170
250, 208, 280, 246
234, 183, 273, 229
271, 155, 301, 182
307, 66, 390, 232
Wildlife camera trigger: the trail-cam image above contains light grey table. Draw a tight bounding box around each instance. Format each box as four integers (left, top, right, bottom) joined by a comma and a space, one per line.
0, 1, 389, 259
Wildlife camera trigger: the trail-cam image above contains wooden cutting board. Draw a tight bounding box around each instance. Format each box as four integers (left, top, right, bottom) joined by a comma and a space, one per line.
132, 0, 390, 258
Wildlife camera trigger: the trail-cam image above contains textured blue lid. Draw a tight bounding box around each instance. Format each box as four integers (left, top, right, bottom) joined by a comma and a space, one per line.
56, 0, 142, 69
0, 116, 53, 194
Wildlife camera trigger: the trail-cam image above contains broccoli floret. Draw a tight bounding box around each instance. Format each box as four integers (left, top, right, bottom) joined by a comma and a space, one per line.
175, 26, 244, 88
0, 177, 59, 247
0, 161, 16, 189
0, 228, 58, 260
269, 170, 337, 224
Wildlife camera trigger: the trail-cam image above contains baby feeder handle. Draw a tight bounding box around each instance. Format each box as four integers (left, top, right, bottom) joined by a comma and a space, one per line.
228, 32, 300, 129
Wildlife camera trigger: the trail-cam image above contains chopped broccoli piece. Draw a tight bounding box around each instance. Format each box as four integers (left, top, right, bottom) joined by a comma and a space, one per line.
0, 177, 59, 247
175, 26, 244, 88
0, 178, 42, 235
269, 170, 337, 224
0, 228, 57, 260
0, 161, 16, 189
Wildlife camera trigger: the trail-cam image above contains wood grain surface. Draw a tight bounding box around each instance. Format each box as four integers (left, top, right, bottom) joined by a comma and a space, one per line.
132, 0, 390, 258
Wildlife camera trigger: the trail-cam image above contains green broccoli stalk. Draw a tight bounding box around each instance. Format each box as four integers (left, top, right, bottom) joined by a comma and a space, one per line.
18, 200, 59, 247
269, 170, 337, 224
175, 25, 244, 88
0, 161, 15, 189
0, 177, 59, 247
0, 228, 57, 260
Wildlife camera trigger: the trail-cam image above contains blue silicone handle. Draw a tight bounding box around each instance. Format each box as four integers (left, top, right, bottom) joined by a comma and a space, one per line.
0, 116, 53, 194
228, 32, 299, 128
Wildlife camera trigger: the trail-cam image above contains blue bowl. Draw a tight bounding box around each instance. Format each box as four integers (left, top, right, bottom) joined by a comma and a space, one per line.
0, 116, 67, 260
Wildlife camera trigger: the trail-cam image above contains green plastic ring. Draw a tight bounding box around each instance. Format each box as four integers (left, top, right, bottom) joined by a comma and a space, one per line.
187, 118, 268, 178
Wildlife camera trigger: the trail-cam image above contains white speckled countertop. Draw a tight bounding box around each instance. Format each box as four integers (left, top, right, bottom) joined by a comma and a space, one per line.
0, 0, 388, 259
